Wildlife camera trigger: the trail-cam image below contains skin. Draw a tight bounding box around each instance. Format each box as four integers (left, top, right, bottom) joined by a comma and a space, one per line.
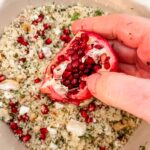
72, 14, 150, 123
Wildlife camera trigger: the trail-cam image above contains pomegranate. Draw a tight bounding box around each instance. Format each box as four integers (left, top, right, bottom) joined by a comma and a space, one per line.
38, 51, 45, 59
17, 36, 29, 46
34, 78, 41, 84
21, 134, 31, 142
10, 122, 18, 130
41, 104, 49, 114
40, 31, 117, 105
40, 127, 48, 140
0, 74, 6, 82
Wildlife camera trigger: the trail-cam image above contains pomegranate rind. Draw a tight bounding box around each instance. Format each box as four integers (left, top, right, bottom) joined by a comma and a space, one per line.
40, 30, 118, 105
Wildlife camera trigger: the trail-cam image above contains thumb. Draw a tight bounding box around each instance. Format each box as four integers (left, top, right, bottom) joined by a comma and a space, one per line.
87, 72, 150, 123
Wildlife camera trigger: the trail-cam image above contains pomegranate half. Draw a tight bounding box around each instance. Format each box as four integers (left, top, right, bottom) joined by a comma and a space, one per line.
40, 31, 118, 105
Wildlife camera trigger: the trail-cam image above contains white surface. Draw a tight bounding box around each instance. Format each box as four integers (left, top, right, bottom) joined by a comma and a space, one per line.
134, 0, 150, 8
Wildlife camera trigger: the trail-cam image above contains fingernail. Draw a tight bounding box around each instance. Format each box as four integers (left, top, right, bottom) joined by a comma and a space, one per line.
87, 73, 101, 95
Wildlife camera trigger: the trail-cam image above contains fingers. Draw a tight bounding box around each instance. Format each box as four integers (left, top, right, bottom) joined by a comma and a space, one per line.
110, 40, 136, 64
72, 14, 150, 48
87, 72, 150, 123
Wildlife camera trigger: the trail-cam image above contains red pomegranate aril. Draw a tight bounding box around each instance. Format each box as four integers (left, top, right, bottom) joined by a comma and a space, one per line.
88, 103, 96, 112
87, 64, 93, 69
40, 133, 46, 140
68, 75, 73, 81
38, 51, 45, 59
74, 73, 79, 79
71, 54, 79, 60
16, 129, 23, 136
34, 78, 41, 83
0, 74, 6, 82
43, 23, 51, 30
104, 62, 110, 69
37, 14, 44, 22
71, 79, 78, 85
11, 107, 18, 114
73, 69, 78, 73
79, 81, 86, 89
62, 71, 72, 78
100, 147, 106, 150
85, 116, 93, 124
19, 58, 26, 63
21, 134, 31, 142
10, 122, 18, 130
17, 36, 29, 46
37, 30, 43, 36
79, 64, 85, 70
41, 104, 49, 114
80, 109, 88, 118
72, 60, 79, 68
86, 57, 95, 65
40, 128, 48, 134
34, 34, 38, 39
60, 34, 71, 43
78, 50, 85, 56
68, 85, 73, 89
81, 32, 89, 42
9, 101, 17, 107
32, 20, 38, 26
64, 80, 70, 86
19, 114, 29, 122
66, 63, 73, 71
67, 48, 74, 55
58, 55, 66, 62
93, 65, 101, 72
45, 38, 52, 45
94, 44, 103, 49
63, 28, 70, 35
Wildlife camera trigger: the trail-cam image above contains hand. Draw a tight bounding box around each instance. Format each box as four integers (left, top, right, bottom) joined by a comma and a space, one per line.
72, 14, 150, 123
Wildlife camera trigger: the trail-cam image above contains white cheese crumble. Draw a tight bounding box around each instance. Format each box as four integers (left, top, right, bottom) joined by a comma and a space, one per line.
53, 28, 61, 35
42, 47, 52, 58
66, 120, 87, 136
50, 142, 58, 150
4, 91, 13, 99
0, 102, 3, 107
19, 106, 30, 115
47, 127, 57, 135
54, 102, 64, 109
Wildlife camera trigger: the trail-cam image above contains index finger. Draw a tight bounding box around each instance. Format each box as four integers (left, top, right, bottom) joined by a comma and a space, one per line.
72, 14, 150, 49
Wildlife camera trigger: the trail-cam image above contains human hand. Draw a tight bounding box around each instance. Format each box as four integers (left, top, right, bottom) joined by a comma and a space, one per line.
72, 14, 150, 123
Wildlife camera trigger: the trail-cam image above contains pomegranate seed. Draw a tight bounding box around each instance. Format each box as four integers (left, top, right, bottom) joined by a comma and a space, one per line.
37, 30, 45, 36
34, 94, 41, 100
79, 81, 86, 89
58, 55, 66, 62
41, 104, 49, 114
85, 116, 93, 124
10, 122, 18, 130
60, 34, 71, 43
34, 34, 38, 39
86, 57, 95, 65
63, 28, 70, 35
38, 51, 45, 59
104, 62, 110, 69
32, 20, 38, 26
64, 80, 70, 86
71, 54, 79, 61
19, 58, 26, 63
11, 106, 18, 114
80, 109, 88, 118
71, 79, 78, 85
68, 85, 73, 89
67, 48, 74, 55
45, 38, 52, 45
43, 23, 51, 30
94, 44, 103, 49
79, 64, 85, 70
40, 128, 48, 134
93, 65, 101, 72
68, 75, 73, 81
37, 14, 44, 22
73, 68, 78, 73
18, 114, 29, 122
0, 74, 6, 82
17, 36, 28, 46
66, 63, 73, 71
62, 71, 72, 78
21, 134, 31, 142
88, 103, 96, 112
40, 133, 46, 140
74, 73, 79, 79
100, 147, 106, 150
9, 101, 17, 107
34, 78, 41, 83
72, 60, 79, 68
81, 32, 89, 42
25, 48, 30, 54
16, 129, 23, 136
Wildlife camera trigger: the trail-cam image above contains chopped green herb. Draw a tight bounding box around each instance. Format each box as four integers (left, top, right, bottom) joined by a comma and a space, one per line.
71, 12, 80, 21
94, 9, 103, 16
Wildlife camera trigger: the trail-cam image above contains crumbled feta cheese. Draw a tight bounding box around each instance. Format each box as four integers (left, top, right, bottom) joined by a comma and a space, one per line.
47, 127, 57, 135
50, 142, 58, 150
31, 14, 38, 20
4, 91, 13, 99
0, 102, 3, 107
66, 120, 86, 136
53, 28, 61, 35
19, 106, 30, 115
42, 47, 52, 58
54, 102, 64, 109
